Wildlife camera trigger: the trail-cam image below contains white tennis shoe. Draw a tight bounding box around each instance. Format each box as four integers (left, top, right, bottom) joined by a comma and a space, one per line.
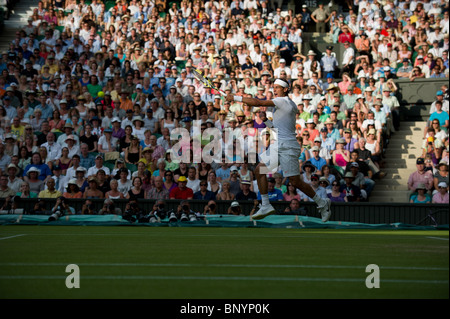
318, 198, 332, 222
251, 204, 276, 220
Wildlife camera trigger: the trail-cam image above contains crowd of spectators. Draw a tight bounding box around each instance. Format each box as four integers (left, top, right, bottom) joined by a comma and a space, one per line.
0, 0, 449, 218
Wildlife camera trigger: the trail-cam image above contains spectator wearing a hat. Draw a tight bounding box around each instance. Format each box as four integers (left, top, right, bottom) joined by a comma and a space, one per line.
430, 90, 449, 115
304, 174, 328, 202
5, 164, 22, 192
333, 138, 351, 174
235, 179, 257, 201
340, 172, 362, 202
309, 145, 327, 172
409, 183, 431, 203
87, 154, 111, 178
273, 58, 292, 79
433, 160, 449, 192
169, 175, 194, 200
319, 127, 336, 153
432, 182, 449, 204
84, 176, 104, 199
23, 151, 52, 182
63, 179, 83, 198
56, 123, 80, 148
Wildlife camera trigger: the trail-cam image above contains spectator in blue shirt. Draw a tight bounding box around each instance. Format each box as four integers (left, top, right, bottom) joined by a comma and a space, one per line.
215, 162, 231, 181
429, 101, 449, 133
257, 177, 284, 202
23, 152, 52, 181
305, 174, 328, 201
35, 94, 53, 120
310, 146, 327, 172
319, 127, 336, 152
193, 182, 216, 200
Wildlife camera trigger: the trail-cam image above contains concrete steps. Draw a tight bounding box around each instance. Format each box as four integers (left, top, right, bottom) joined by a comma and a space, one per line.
369, 121, 428, 203
0, 0, 37, 52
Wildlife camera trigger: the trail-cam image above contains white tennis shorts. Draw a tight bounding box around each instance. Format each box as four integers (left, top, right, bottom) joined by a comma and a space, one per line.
259, 139, 301, 177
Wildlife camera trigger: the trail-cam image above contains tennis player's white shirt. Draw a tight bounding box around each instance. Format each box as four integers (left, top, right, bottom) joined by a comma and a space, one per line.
261, 96, 301, 177
272, 96, 299, 143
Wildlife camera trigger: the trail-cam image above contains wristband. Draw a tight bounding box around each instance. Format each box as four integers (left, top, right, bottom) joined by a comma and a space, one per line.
233, 95, 243, 102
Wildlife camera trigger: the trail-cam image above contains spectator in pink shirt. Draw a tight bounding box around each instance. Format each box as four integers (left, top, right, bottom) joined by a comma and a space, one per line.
432, 182, 449, 204
407, 157, 434, 200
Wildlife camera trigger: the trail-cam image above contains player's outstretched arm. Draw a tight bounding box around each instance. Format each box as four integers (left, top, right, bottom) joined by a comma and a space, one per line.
225, 94, 275, 108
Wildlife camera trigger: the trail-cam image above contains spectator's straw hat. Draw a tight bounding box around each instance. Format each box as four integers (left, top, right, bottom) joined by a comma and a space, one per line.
66, 179, 80, 192
344, 172, 355, 179
438, 160, 448, 168
415, 183, 426, 191
319, 177, 330, 186
336, 138, 346, 144
307, 50, 316, 56
26, 167, 41, 176
76, 167, 87, 174
7, 164, 18, 172
65, 135, 76, 142
326, 84, 338, 91
324, 118, 335, 125
4, 133, 16, 141
132, 116, 144, 125
88, 176, 99, 184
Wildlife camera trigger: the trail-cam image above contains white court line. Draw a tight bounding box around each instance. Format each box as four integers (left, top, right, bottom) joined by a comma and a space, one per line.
427, 237, 449, 241
0, 234, 26, 241
0, 275, 447, 285
0, 262, 447, 271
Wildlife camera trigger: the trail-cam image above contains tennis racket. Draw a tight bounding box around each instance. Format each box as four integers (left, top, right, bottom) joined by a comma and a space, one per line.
192, 68, 226, 96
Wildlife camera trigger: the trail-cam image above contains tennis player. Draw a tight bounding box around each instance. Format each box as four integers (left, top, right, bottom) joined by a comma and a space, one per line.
225, 78, 332, 221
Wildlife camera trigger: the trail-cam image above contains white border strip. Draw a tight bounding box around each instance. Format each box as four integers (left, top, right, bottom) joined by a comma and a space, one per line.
0, 275, 446, 284
0, 234, 26, 241
0, 262, 447, 271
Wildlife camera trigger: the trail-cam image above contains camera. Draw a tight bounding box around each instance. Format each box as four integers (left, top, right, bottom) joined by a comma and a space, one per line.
123, 209, 137, 222
48, 209, 63, 221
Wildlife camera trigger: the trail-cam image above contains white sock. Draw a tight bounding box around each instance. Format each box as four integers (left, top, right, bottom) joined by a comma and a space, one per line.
261, 194, 270, 206
313, 194, 326, 207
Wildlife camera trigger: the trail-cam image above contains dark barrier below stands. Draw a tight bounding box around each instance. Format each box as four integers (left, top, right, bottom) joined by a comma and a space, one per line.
394, 78, 449, 121
2, 199, 448, 227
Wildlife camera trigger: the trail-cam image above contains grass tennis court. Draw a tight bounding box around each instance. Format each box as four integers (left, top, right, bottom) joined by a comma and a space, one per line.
0, 226, 448, 299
